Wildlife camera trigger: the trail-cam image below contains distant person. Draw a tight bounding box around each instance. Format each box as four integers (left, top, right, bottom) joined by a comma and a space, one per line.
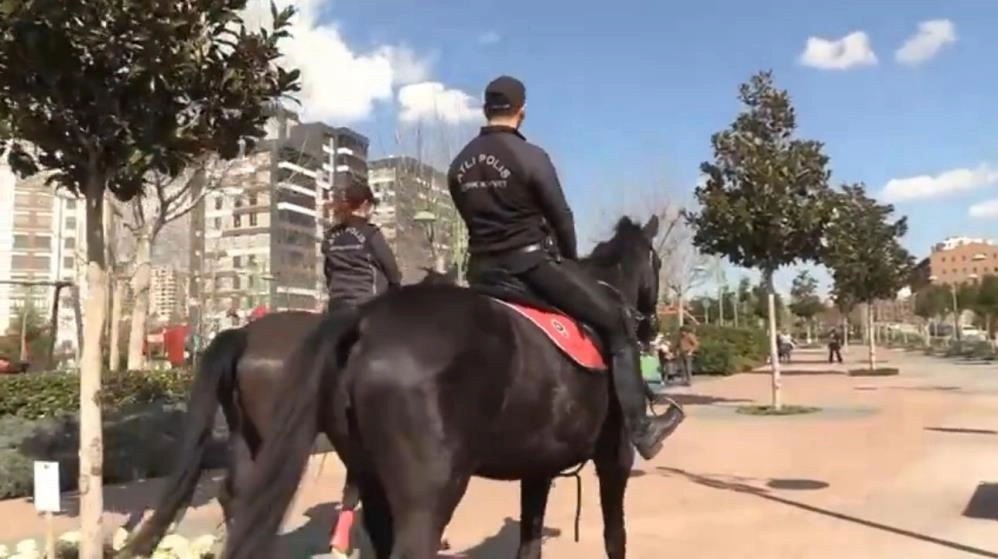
322, 183, 402, 311
676, 325, 699, 386
828, 329, 843, 364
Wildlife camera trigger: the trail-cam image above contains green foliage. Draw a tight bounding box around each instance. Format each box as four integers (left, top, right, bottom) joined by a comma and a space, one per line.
824, 183, 915, 305
686, 71, 835, 276
0, 369, 193, 419
692, 324, 769, 375
0, 0, 301, 196
974, 275, 998, 335
914, 284, 952, 320
0, 368, 228, 499
789, 269, 823, 322
751, 280, 784, 321
957, 281, 978, 312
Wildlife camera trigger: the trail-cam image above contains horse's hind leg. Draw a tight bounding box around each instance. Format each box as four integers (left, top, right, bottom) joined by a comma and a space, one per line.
357, 474, 394, 559
218, 431, 255, 530
383, 467, 470, 559
594, 423, 635, 559
516, 477, 553, 559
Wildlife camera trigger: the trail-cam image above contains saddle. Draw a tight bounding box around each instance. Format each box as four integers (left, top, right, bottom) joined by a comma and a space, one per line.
470, 267, 610, 371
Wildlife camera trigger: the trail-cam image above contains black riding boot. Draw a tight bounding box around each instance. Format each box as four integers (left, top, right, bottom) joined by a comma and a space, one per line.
611, 344, 686, 460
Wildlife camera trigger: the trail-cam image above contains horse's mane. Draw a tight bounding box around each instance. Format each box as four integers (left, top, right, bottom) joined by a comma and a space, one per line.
583, 216, 646, 267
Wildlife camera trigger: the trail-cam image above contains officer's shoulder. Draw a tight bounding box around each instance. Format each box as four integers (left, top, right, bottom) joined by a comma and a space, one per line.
521, 139, 554, 162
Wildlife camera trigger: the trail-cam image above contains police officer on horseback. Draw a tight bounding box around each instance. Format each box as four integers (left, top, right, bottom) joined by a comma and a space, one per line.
322, 183, 402, 310
446, 75, 685, 460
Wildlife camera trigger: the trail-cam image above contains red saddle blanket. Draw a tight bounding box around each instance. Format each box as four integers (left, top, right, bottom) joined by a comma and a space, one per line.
492, 298, 607, 371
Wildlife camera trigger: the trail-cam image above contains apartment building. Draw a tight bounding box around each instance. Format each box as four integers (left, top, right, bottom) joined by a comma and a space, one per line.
194, 111, 370, 323
928, 236, 998, 286
149, 266, 187, 322
0, 166, 85, 352
368, 156, 460, 282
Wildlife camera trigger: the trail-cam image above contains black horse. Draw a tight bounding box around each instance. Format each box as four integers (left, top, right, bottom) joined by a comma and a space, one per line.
118, 267, 458, 558
221, 215, 662, 559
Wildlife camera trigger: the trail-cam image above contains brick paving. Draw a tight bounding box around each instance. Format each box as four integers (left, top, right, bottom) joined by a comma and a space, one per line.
3, 347, 998, 558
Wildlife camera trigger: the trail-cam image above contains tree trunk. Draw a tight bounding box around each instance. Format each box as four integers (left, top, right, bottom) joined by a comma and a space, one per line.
126, 234, 152, 370
843, 318, 849, 346
866, 301, 877, 370
765, 270, 782, 410
80, 182, 108, 559
108, 276, 126, 371
677, 288, 685, 327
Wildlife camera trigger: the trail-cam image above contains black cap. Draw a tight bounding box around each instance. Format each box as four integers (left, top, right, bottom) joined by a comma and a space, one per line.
484, 75, 526, 112
341, 183, 378, 207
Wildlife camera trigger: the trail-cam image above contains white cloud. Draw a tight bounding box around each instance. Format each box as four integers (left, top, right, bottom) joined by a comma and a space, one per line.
799, 31, 877, 70
881, 163, 998, 202
397, 82, 481, 124
478, 31, 501, 45
969, 198, 998, 218
895, 19, 957, 66
240, 0, 433, 122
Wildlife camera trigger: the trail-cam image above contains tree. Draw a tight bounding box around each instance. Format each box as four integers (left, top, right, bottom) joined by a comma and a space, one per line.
0, 2, 300, 556
789, 270, 823, 342
914, 284, 952, 344
686, 71, 834, 409
824, 184, 914, 370
974, 275, 998, 338
113, 158, 234, 370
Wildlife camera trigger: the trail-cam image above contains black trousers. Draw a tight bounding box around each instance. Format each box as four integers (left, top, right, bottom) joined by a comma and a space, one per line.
518, 259, 632, 351
828, 344, 843, 363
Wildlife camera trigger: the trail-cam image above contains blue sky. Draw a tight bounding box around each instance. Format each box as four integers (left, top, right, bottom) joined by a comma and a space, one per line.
275, 0, 998, 296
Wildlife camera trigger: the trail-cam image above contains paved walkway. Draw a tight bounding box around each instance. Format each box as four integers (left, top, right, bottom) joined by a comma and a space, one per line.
3, 347, 998, 558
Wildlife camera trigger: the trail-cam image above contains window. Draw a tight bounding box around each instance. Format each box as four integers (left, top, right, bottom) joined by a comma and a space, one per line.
248, 193, 258, 205
233, 276, 241, 290
247, 255, 257, 267
215, 197, 223, 210
34, 235, 51, 249
213, 217, 222, 229
249, 212, 258, 226
233, 255, 242, 268
63, 257, 74, 270
64, 198, 77, 210
234, 215, 242, 227
65, 217, 76, 229
13, 234, 31, 249
64, 237, 76, 249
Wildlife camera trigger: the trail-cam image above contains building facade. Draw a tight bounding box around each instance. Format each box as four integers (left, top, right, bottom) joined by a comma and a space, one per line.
368, 156, 461, 283
0, 166, 86, 354
149, 266, 186, 323
193, 112, 370, 326
928, 236, 998, 286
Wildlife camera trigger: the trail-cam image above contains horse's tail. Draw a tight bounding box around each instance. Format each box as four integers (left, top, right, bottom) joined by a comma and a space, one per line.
119, 327, 247, 558
222, 309, 360, 559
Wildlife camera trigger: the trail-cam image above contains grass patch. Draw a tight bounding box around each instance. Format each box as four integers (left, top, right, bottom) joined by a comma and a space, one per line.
847, 367, 899, 377
735, 404, 821, 416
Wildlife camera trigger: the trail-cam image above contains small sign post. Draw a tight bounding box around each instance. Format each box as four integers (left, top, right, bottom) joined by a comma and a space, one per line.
33, 461, 60, 559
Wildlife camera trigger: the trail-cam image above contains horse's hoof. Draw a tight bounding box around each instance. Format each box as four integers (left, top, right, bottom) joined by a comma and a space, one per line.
439, 538, 451, 551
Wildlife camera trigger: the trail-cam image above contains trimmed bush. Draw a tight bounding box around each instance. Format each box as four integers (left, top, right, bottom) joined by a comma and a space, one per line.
0, 368, 193, 419
0, 368, 228, 500
847, 367, 899, 377
691, 325, 769, 376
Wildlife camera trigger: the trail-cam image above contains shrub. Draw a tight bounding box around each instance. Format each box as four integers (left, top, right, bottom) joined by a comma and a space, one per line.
0, 368, 227, 500
691, 325, 769, 376
0, 368, 193, 419
736, 404, 821, 416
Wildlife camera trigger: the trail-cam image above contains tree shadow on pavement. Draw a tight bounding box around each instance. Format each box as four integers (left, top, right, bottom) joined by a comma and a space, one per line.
443, 517, 561, 559
658, 466, 998, 558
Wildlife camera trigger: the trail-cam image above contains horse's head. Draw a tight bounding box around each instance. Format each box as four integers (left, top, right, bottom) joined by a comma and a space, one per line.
587, 215, 661, 343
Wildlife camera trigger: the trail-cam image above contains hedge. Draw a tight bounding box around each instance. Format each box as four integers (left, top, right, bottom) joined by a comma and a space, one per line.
691, 325, 769, 376
0, 369, 193, 419
0, 369, 228, 500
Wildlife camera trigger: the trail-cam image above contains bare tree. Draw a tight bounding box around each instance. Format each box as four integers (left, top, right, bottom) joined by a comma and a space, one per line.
111, 156, 236, 370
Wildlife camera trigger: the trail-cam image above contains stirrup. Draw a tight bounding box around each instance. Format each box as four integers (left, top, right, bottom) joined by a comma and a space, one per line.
655, 395, 686, 416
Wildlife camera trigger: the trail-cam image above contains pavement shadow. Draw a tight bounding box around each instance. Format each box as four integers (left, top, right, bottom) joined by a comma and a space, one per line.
925, 426, 998, 436
445, 517, 561, 559
659, 466, 998, 558
745, 369, 845, 376
652, 393, 751, 406
280, 502, 339, 557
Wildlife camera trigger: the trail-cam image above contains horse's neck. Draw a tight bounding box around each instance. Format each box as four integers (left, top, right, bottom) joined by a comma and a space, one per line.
581, 259, 638, 307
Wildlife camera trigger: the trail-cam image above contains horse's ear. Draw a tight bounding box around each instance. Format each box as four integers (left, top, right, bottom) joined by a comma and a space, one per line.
642, 215, 660, 239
